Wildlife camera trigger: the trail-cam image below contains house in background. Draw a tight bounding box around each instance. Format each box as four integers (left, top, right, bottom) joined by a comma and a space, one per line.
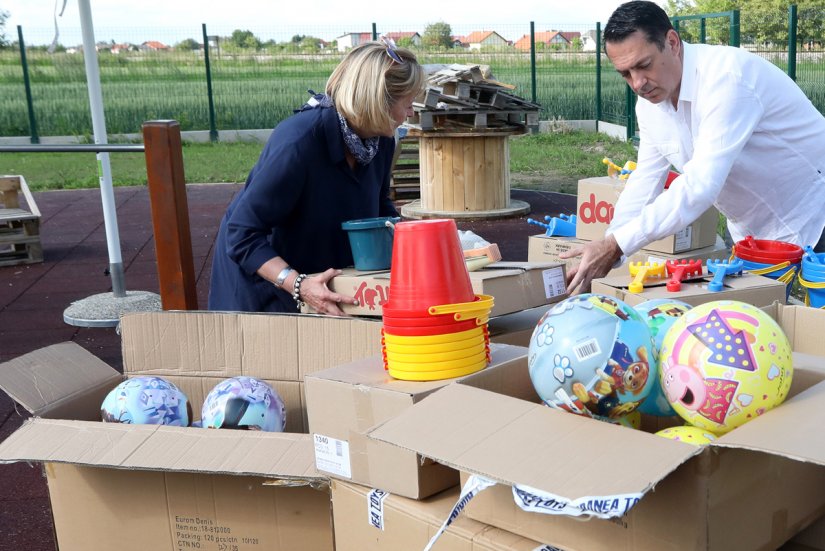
139, 41, 170, 52
581, 30, 599, 51
335, 32, 372, 52
463, 31, 509, 50
383, 31, 422, 47
514, 31, 569, 51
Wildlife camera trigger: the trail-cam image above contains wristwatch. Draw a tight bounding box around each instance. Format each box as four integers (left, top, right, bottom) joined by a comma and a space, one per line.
274, 266, 293, 289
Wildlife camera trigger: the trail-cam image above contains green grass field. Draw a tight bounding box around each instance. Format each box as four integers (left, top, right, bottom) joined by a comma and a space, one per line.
0, 129, 638, 192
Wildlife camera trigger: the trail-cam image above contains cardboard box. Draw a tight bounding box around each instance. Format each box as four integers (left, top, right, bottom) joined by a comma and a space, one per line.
528, 234, 729, 278
315, 262, 568, 318
575, 176, 719, 253
591, 270, 786, 308
368, 304, 825, 551
331, 479, 558, 551
0, 311, 386, 551
305, 344, 529, 499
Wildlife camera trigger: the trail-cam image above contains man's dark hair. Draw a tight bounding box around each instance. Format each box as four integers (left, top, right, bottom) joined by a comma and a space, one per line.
604, 1, 675, 51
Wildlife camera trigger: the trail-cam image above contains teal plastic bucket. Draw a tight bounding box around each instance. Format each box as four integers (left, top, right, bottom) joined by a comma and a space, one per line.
736, 257, 798, 301
342, 217, 400, 271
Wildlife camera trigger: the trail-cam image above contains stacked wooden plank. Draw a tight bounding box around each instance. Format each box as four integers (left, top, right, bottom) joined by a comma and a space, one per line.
0, 175, 43, 267
408, 64, 541, 132
389, 137, 421, 200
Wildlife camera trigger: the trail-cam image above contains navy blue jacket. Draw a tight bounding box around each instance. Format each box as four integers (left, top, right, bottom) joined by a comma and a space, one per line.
208, 106, 398, 312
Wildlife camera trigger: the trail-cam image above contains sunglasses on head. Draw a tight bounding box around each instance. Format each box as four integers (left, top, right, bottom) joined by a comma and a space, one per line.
380, 36, 405, 64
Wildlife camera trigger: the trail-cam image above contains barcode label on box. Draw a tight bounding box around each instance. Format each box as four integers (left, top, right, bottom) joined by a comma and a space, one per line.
674, 226, 692, 252
542, 266, 567, 298
313, 433, 351, 478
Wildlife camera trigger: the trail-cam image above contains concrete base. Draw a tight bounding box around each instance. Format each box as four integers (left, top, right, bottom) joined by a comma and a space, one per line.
63, 290, 162, 328
401, 199, 531, 221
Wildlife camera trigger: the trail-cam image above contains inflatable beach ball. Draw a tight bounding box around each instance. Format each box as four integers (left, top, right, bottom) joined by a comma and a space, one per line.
634, 298, 693, 417
659, 300, 793, 435
101, 376, 191, 426
527, 293, 657, 422
202, 376, 286, 432
655, 425, 717, 446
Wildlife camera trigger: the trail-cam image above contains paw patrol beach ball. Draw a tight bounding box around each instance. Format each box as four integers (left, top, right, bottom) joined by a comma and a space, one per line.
655, 425, 717, 445
101, 376, 191, 426
202, 376, 286, 432
527, 293, 657, 422
634, 298, 693, 417
659, 300, 792, 435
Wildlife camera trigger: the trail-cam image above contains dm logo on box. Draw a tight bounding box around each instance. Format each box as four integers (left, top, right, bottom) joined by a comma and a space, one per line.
578, 193, 615, 224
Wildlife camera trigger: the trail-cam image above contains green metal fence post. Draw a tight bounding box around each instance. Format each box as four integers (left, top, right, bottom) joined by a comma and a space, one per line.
625, 84, 634, 141
595, 22, 601, 132
372, 24, 377, 41
17, 26, 39, 145
700, 18, 706, 43
202, 24, 218, 142
730, 10, 740, 47
788, 5, 797, 81
530, 22, 537, 105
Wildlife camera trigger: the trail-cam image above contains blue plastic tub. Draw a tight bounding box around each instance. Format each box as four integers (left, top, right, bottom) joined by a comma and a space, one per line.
736, 257, 799, 302
341, 217, 400, 271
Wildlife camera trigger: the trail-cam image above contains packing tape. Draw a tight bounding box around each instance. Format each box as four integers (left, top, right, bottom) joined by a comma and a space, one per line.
423, 474, 497, 551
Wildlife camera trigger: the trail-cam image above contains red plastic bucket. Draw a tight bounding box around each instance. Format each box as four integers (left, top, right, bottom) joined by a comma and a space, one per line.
385, 219, 474, 312
734, 237, 803, 264
382, 318, 480, 337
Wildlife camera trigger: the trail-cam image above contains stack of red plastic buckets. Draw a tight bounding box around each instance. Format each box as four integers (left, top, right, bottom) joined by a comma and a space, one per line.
733, 236, 802, 301
381, 219, 494, 381
799, 246, 825, 308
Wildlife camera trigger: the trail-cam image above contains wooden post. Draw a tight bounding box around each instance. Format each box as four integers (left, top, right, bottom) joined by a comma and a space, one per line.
142, 120, 198, 310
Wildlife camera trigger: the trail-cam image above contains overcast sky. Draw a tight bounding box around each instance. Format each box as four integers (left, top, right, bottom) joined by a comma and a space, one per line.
3, 0, 655, 45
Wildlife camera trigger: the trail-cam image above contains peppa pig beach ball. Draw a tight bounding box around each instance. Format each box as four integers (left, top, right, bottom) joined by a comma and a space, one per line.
659, 300, 792, 435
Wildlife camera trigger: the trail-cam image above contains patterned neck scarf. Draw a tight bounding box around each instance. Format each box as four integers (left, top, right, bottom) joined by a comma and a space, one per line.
297, 91, 380, 166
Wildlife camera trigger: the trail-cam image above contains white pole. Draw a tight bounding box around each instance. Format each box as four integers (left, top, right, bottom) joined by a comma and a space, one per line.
77, 0, 126, 297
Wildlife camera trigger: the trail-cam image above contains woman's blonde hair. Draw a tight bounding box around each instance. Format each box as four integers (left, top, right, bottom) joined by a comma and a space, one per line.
326, 41, 425, 137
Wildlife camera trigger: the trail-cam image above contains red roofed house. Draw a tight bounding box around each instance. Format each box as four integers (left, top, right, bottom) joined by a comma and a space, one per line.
139, 41, 170, 51
463, 31, 509, 51
514, 31, 574, 51
335, 32, 373, 52
383, 31, 422, 47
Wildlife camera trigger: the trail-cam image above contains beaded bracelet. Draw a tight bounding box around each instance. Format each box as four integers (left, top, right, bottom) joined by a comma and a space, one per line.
292, 273, 308, 307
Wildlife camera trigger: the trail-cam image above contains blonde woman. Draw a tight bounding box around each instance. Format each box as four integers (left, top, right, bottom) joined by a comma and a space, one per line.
209, 40, 424, 314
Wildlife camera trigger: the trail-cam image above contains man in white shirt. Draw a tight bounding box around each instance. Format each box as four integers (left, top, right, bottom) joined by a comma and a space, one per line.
563, 0, 825, 294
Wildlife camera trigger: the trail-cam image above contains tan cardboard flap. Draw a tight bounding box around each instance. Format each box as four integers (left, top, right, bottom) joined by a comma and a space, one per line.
0, 342, 121, 416
369, 383, 699, 498
713, 378, 825, 466
0, 418, 324, 480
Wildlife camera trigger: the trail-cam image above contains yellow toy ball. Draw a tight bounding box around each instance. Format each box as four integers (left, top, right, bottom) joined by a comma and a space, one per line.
655, 425, 717, 445
659, 300, 792, 435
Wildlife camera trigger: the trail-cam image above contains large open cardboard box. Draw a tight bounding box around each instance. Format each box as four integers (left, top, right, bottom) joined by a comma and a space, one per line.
575, 176, 719, 253
305, 344, 528, 499
313, 261, 567, 317
331, 479, 555, 550
369, 304, 825, 550
0, 311, 386, 551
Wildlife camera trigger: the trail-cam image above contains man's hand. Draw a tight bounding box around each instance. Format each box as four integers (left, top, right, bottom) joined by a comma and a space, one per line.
560, 235, 624, 295
298, 268, 358, 317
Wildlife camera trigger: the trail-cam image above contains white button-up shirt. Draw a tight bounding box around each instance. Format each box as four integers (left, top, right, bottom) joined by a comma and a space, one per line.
609, 42, 825, 256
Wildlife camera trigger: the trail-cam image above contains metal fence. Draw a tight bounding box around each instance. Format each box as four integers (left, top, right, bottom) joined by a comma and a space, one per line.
1, 8, 823, 142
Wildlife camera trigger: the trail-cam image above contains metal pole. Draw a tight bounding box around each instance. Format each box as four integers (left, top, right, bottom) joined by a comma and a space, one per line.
730, 10, 740, 47
371, 23, 377, 41
595, 22, 601, 132
529, 22, 537, 105
78, 0, 125, 297
17, 26, 39, 145
788, 5, 798, 81
202, 24, 218, 142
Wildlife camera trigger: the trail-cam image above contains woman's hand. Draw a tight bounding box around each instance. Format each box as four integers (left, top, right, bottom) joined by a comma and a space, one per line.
297, 268, 359, 317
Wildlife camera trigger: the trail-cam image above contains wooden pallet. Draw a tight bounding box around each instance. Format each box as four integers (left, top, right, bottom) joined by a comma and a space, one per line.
413, 108, 539, 131
390, 137, 421, 200
0, 175, 43, 267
